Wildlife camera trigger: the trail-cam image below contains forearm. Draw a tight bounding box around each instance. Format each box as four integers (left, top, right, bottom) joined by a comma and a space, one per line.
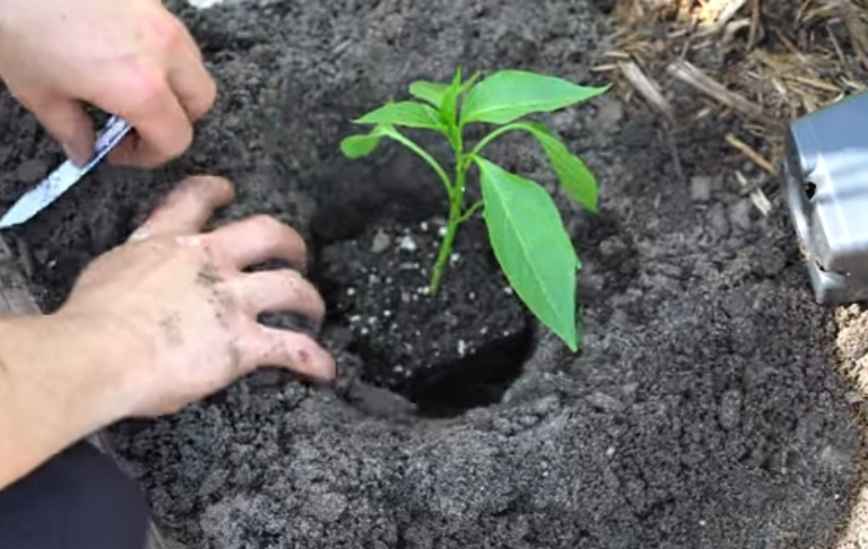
0, 314, 128, 489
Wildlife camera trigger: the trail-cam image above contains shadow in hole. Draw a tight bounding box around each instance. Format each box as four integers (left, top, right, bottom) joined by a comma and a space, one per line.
396, 324, 534, 418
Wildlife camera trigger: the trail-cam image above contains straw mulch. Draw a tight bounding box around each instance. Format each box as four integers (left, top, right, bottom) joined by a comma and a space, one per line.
596, 0, 868, 213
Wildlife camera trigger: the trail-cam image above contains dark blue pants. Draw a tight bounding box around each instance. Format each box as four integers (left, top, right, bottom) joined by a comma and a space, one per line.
0, 441, 149, 549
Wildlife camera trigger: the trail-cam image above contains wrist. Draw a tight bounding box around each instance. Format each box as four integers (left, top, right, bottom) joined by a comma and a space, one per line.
0, 312, 133, 437
0, 312, 138, 487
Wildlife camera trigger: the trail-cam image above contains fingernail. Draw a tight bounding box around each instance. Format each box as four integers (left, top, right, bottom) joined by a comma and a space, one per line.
63, 143, 90, 167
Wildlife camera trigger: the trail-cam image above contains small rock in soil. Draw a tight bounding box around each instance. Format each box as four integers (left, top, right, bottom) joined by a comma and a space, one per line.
599, 235, 627, 257
587, 391, 626, 413
718, 389, 743, 430
708, 203, 731, 239
371, 229, 391, 254
399, 235, 417, 252
690, 176, 712, 202
729, 199, 753, 231
594, 97, 624, 132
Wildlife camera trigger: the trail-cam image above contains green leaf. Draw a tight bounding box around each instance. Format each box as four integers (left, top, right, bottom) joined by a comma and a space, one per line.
443, 69, 464, 124
409, 81, 450, 108
355, 101, 444, 131
475, 156, 580, 351
408, 70, 480, 110
470, 122, 599, 211
441, 68, 464, 148
516, 123, 599, 212
461, 70, 608, 126
340, 126, 388, 159
459, 71, 483, 96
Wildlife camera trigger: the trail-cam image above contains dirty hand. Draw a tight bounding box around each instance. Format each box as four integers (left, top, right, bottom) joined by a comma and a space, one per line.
0, 0, 215, 167
61, 176, 335, 417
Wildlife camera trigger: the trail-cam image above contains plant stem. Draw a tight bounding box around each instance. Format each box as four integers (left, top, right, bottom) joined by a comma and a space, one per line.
429, 156, 468, 294
457, 200, 483, 224
429, 194, 462, 294
384, 127, 454, 201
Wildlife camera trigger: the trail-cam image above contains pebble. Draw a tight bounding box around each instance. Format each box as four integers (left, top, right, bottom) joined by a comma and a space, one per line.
819, 444, 852, 473
532, 395, 560, 416
708, 203, 730, 238
587, 391, 626, 413
729, 199, 753, 231
595, 98, 624, 132
399, 235, 418, 252
718, 389, 742, 430
690, 176, 712, 202
621, 382, 639, 400
551, 110, 578, 134
519, 415, 538, 427
493, 417, 515, 435
371, 230, 391, 253
599, 236, 627, 257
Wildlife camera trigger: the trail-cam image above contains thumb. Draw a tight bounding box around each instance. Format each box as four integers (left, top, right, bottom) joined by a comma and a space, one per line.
30, 97, 95, 166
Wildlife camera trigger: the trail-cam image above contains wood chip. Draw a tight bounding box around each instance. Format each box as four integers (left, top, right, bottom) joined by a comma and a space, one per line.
696, 0, 750, 34
735, 171, 774, 216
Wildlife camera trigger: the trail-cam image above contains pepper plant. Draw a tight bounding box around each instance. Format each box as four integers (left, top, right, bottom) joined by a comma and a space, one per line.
340, 69, 607, 351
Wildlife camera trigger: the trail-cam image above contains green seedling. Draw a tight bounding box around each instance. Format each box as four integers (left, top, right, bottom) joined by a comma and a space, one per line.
340, 69, 607, 351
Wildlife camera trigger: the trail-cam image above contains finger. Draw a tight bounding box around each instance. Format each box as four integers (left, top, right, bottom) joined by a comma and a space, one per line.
129, 176, 235, 241
244, 326, 336, 381
207, 215, 308, 271
168, 30, 217, 122
233, 269, 325, 323
28, 96, 95, 166
103, 68, 193, 168
168, 61, 217, 123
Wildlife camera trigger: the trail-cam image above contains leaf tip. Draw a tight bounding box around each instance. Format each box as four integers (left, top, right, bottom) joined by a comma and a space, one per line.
563, 331, 579, 353
339, 138, 357, 158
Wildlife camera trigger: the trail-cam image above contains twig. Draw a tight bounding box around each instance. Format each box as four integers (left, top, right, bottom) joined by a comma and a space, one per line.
667, 59, 767, 121
748, 0, 762, 50
725, 133, 778, 175
618, 61, 674, 121
663, 126, 687, 186
843, 0, 868, 70
828, 25, 856, 82
722, 18, 752, 45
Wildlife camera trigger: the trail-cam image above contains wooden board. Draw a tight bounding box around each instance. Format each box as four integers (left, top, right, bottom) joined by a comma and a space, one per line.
0, 235, 173, 549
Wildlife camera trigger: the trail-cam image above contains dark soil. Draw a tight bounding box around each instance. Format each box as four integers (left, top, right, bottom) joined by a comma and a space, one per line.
318, 216, 529, 412
0, 1, 862, 548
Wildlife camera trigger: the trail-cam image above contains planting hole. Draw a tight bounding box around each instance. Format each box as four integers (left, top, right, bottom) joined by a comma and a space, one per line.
363, 325, 533, 418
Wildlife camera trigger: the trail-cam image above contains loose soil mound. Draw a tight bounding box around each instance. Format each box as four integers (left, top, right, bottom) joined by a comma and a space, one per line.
0, 1, 860, 547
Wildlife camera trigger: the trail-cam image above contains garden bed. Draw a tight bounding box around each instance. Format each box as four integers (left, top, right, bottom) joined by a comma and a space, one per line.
0, 0, 864, 547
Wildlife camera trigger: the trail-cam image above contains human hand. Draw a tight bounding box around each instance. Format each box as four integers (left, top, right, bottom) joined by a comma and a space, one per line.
59, 176, 335, 417
0, 0, 215, 167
